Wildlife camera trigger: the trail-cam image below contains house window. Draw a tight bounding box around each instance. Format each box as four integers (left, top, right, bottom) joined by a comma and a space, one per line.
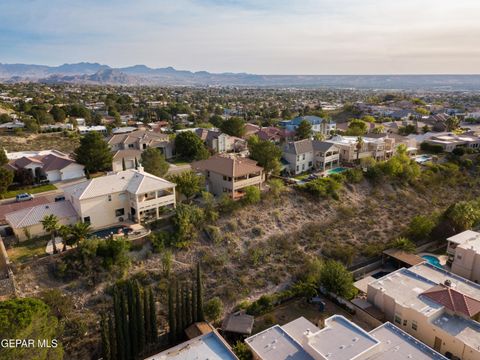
302, 164, 305, 170
308, 161, 312, 167
394, 315, 401, 325
107, 195, 112, 201
115, 208, 125, 217
302, 154, 305, 160
412, 321, 418, 331
296, 165, 299, 172
83, 216, 91, 224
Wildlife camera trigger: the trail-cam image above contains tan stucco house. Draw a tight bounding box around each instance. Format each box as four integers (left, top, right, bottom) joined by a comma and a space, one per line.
192, 155, 264, 199
63, 168, 176, 230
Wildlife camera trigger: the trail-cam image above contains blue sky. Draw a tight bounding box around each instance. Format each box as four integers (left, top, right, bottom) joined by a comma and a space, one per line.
1, 0, 479, 74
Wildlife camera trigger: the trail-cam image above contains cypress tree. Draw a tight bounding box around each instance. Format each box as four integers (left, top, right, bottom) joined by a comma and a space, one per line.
134, 157, 139, 169
135, 281, 146, 354
144, 286, 151, 344
176, 282, 183, 339
120, 289, 131, 360
113, 288, 126, 360
168, 281, 176, 343
184, 283, 192, 326
127, 281, 138, 359
101, 314, 111, 360
108, 314, 117, 360
191, 280, 197, 323
148, 287, 158, 343
122, 157, 126, 171
196, 262, 205, 321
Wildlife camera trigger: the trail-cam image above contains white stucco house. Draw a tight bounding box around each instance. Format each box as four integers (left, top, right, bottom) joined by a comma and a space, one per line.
5, 150, 85, 182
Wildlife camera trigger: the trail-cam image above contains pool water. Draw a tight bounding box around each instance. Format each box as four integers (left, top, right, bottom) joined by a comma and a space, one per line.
422, 255, 441, 267
415, 155, 432, 163
90, 226, 128, 239
327, 167, 347, 175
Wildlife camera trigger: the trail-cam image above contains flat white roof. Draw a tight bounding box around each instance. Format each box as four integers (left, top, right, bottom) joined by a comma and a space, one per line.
370, 322, 447, 360
408, 263, 480, 302
432, 313, 480, 350
144, 331, 238, 360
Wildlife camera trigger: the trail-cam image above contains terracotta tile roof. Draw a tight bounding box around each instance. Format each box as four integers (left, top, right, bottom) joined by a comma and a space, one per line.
192, 155, 263, 177
421, 284, 480, 317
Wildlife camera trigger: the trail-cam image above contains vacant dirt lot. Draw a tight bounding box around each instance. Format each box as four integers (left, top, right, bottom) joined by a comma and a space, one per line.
1, 132, 79, 154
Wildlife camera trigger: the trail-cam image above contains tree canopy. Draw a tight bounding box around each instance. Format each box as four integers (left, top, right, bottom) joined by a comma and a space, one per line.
248, 136, 282, 176
140, 148, 169, 177
168, 170, 204, 202
220, 117, 246, 137
74, 132, 112, 174
319, 260, 357, 300
295, 120, 312, 140
0, 298, 63, 360
174, 131, 209, 161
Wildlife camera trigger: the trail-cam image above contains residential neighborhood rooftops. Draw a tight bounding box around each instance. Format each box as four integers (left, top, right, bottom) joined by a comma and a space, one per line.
144, 331, 238, 360
432, 313, 480, 350
246, 315, 447, 360
5, 201, 77, 228
369, 322, 447, 360
421, 284, 480, 317
408, 262, 480, 302
64, 168, 175, 200
447, 230, 480, 246
192, 155, 263, 178
304, 315, 380, 360
222, 311, 255, 335
246, 323, 313, 360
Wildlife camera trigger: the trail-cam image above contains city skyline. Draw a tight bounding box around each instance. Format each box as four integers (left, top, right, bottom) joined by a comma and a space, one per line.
1, 0, 480, 75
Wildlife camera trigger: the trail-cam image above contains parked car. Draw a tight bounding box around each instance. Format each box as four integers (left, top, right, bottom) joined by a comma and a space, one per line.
15, 193, 34, 202
54, 195, 66, 202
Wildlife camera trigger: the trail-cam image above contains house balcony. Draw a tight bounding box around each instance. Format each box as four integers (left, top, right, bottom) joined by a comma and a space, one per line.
135, 194, 175, 212
233, 174, 264, 190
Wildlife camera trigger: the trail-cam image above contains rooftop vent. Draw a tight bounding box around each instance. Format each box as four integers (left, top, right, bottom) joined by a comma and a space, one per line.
444, 279, 452, 287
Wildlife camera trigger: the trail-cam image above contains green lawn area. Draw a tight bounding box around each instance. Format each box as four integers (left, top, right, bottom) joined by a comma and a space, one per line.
168, 158, 190, 166
2, 184, 57, 199
7, 237, 48, 263
293, 173, 309, 180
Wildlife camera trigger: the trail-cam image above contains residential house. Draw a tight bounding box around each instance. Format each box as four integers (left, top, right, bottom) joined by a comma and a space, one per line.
326, 135, 395, 163
144, 328, 238, 360
5, 150, 85, 182
77, 125, 107, 135
257, 127, 286, 143
246, 315, 447, 360
63, 168, 176, 230
423, 132, 480, 152
0, 120, 25, 133
5, 201, 78, 241
282, 139, 340, 175
112, 149, 142, 172
446, 230, 480, 283
108, 129, 173, 159
192, 155, 264, 199
195, 128, 246, 153
363, 263, 480, 360
279, 116, 336, 136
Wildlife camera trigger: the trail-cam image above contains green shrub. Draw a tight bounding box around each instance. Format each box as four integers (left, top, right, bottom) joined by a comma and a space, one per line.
297, 177, 343, 199
344, 168, 363, 183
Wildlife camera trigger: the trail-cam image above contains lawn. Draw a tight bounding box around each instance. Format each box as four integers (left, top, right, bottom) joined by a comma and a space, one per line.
2, 184, 57, 199
7, 237, 48, 263
168, 158, 190, 166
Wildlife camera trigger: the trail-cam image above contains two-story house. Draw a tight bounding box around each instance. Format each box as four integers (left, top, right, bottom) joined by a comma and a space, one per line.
108, 130, 174, 171
446, 230, 480, 283
326, 135, 395, 163
195, 128, 246, 153
63, 168, 176, 229
279, 116, 336, 136
282, 139, 340, 175
192, 155, 264, 199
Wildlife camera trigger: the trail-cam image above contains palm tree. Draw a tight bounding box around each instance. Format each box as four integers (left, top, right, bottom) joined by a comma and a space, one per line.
57, 225, 71, 252
41, 214, 59, 254
69, 222, 92, 245
355, 136, 364, 164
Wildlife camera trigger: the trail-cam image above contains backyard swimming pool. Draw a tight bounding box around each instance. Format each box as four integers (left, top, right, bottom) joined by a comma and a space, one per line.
90, 226, 128, 239
326, 167, 347, 175
422, 254, 441, 268
415, 155, 432, 164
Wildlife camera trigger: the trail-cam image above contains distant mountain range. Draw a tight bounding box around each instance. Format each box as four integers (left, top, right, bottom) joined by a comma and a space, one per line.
1, 62, 480, 90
